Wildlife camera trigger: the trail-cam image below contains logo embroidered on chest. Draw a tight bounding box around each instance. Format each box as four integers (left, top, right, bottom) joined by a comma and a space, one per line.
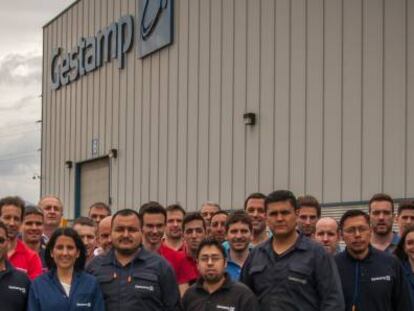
371, 275, 391, 282
288, 276, 307, 284
8, 286, 26, 294
216, 305, 236, 311
135, 285, 154, 291
76, 302, 91, 307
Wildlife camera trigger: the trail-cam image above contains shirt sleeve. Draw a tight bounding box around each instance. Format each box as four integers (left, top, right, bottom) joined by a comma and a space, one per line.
238, 288, 261, 311
160, 261, 183, 311
27, 282, 41, 311
92, 279, 105, 311
392, 259, 413, 311
28, 253, 42, 280
315, 251, 345, 311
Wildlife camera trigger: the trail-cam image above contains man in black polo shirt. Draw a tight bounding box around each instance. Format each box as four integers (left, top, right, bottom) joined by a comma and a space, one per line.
241, 190, 345, 311
87, 209, 181, 311
183, 238, 259, 311
335, 209, 412, 311
0, 221, 30, 311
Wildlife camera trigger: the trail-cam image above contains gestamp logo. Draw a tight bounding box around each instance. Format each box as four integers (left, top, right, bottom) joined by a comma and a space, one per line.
50, 0, 174, 91
138, 0, 173, 58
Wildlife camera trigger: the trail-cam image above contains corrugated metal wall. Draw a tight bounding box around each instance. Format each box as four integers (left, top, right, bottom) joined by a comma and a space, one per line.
42, 0, 414, 217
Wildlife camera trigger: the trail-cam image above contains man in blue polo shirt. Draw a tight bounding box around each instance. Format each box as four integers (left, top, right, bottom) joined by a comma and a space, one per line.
225, 211, 252, 281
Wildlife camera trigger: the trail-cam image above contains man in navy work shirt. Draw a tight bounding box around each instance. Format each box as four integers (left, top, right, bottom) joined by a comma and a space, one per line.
183, 238, 259, 311
87, 208, 181, 311
241, 190, 345, 311
335, 209, 412, 311
0, 221, 30, 311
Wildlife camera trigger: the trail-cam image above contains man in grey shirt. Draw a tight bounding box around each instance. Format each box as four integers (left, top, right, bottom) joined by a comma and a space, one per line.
240, 190, 345, 311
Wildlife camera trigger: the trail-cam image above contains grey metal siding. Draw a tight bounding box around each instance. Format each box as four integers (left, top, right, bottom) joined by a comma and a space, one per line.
42, 0, 414, 217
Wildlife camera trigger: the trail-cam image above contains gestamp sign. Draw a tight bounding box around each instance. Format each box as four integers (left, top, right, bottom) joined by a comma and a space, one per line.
50, 0, 174, 91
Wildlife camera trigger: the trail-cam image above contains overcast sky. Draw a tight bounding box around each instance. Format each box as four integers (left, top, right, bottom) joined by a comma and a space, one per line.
0, 0, 75, 203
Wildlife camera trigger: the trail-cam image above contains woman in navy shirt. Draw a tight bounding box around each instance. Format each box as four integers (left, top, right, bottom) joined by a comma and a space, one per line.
394, 225, 414, 304
28, 227, 104, 311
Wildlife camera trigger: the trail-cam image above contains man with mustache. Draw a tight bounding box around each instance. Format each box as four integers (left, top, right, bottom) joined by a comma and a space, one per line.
87, 209, 181, 310
369, 193, 400, 253
182, 238, 259, 311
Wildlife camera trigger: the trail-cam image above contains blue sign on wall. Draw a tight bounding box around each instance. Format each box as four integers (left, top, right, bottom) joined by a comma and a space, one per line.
138, 0, 174, 58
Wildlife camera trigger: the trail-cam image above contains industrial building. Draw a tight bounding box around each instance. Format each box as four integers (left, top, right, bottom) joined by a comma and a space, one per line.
41, 0, 414, 219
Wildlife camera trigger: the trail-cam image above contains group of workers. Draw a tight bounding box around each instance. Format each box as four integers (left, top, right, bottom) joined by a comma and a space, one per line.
0, 190, 414, 310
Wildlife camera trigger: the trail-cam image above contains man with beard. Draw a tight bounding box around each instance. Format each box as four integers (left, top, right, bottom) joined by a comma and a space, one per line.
181, 212, 207, 288
0, 196, 42, 280
87, 209, 181, 310
241, 190, 344, 311
225, 211, 252, 281
38, 195, 63, 241
209, 211, 228, 243
297, 195, 321, 238
182, 238, 259, 311
244, 192, 269, 246
163, 204, 186, 251
369, 193, 400, 253
335, 210, 412, 311
21, 205, 47, 270
0, 221, 30, 311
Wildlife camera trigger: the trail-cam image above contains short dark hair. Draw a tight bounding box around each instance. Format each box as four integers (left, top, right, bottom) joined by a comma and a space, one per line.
265, 190, 297, 212
88, 202, 111, 216
368, 193, 394, 213
394, 225, 414, 262
183, 212, 206, 231
73, 216, 96, 228
0, 196, 25, 221
397, 200, 414, 215
196, 237, 226, 259
45, 227, 86, 271
139, 201, 166, 224
111, 209, 141, 227
24, 205, 44, 219
166, 204, 186, 216
0, 220, 8, 236
297, 195, 321, 218
211, 210, 228, 221
225, 210, 252, 232
244, 192, 266, 210
339, 210, 370, 230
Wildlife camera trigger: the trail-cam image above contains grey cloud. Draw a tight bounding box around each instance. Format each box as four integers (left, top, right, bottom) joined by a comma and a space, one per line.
0, 53, 42, 86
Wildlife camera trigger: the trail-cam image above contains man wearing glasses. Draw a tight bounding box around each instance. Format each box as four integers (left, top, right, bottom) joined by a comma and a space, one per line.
182, 238, 259, 311
335, 209, 412, 311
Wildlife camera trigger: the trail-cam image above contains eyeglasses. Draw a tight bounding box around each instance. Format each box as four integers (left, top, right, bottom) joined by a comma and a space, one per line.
342, 226, 370, 235
0, 237, 7, 244
198, 255, 224, 263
